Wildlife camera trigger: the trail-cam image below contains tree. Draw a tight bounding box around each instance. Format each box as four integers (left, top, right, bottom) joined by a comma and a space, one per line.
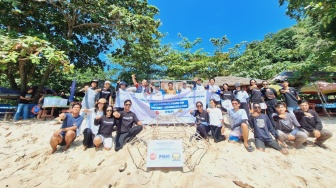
0, 33, 72, 101
0, 0, 162, 89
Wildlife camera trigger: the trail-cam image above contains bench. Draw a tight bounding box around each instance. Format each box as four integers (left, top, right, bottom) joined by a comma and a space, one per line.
0, 111, 14, 121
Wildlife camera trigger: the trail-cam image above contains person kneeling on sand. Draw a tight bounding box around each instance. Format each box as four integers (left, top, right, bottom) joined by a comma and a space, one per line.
294, 99, 333, 149
207, 99, 226, 143
114, 100, 143, 151
50, 103, 84, 154
272, 102, 307, 149
249, 103, 288, 155
93, 105, 118, 151
226, 99, 254, 152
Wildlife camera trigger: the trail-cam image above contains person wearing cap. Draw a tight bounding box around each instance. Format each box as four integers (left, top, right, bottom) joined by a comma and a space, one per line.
177, 81, 191, 94
14, 87, 34, 121
115, 80, 130, 112
79, 79, 100, 136
131, 74, 152, 94
100, 80, 113, 105
233, 83, 250, 116
151, 83, 164, 96
279, 79, 300, 115
205, 78, 221, 104
193, 77, 205, 90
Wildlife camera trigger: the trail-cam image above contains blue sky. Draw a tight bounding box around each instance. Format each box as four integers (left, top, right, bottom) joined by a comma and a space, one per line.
148, 0, 296, 53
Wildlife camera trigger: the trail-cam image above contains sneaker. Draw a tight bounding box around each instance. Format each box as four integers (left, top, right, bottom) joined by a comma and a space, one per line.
314, 142, 329, 149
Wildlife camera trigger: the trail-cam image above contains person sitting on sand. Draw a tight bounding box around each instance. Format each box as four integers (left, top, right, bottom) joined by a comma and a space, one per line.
190, 101, 210, 141
226, 99, 253, 152
114, 100, 143, 151
49, 103, 84, 154
93, 105, 118, 151
272, 102, 307, 149
249, 103, 288, 155
294, 99, 333, 149
207, 99, 226, 143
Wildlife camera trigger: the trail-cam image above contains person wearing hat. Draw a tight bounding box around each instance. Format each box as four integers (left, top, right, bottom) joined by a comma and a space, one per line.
151, 83, 164, 96
100, 80, 113, 105
14, 86, 34, 121
193, 77, 205, 90
178, 81, 191, 93
115, 80, 130, 112
233, 83, 250, 116
279, 79, 300, 115
79, 78, 100, 136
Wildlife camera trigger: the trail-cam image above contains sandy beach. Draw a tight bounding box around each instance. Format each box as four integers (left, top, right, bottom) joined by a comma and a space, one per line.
0, 117, 335, 188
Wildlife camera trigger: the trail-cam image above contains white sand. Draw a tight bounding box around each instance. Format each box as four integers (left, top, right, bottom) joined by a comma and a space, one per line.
0, 117, 335, 188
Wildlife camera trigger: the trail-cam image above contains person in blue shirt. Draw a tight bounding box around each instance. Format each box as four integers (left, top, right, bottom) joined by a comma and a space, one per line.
49, 103, 84, 154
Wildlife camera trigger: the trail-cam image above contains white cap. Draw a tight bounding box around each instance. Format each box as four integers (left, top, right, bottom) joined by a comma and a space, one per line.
104, 80, 111, 84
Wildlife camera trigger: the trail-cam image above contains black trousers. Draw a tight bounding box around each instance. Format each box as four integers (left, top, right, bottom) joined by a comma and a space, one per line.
115, 126, 143, 151
82, 128, 94, 148
265, 99, 277, 128
210, 125, 226, 143
197, 124, 211, 139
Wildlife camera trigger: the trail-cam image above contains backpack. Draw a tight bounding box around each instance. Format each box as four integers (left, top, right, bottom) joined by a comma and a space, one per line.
31, 105, 40, 114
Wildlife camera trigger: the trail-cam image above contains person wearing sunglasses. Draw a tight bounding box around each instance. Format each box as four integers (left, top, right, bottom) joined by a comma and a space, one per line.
260, 81, 278, 127
190, 101, 210, 141
226, 99, 253, 152
249, 103, 288, 155
114, 99, 143, 151
272, 102, 307, 149
93, 105, 117, 151
233, 83, 250, 117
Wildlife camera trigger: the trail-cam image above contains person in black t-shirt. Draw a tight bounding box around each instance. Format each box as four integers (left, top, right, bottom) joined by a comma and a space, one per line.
14, 87, 34, 121
294, 100, 333, 149
260, 81, 278, 127
114, 99, 143, 151
279, 79, 300, 115
190, 101, 210, 141
100, 80, 113, 105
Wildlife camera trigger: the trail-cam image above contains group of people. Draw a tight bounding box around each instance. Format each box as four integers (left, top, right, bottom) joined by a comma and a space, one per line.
49, 76, 333, 156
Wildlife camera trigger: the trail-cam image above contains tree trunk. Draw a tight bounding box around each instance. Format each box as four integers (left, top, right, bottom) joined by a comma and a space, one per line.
33, 65, 56, 103
5, 70, 19, 91
18, 59, 28, 92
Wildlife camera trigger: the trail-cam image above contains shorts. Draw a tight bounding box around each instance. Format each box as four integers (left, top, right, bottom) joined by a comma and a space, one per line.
59, 133, 76, 146
228, 127, 242, 142
255, 138, 282, 151
95, 135, 113, 148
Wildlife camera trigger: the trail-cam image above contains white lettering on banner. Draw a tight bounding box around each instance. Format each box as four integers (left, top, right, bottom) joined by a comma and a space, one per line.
146, 140, 184, 168
125, 91, 209, 124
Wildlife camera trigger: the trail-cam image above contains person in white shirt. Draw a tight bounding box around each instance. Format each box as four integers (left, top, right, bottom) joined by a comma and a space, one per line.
233, 83, 250, 117
226, 98, 254, 152
207, 99, 226, 143
178, 81, 192, 93
115, 81, 130, 112
206, 78, 221, 104
193, 77, 205, 90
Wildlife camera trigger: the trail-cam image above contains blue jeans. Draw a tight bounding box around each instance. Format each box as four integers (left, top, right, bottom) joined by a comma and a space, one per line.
287, 106, 299, 115
14, 103, 29, 121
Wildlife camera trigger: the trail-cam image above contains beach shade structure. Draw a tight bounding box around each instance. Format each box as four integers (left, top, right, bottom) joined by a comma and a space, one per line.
69, 79, 76, 102
0, 87, 20, 99
300, 81, 336, 95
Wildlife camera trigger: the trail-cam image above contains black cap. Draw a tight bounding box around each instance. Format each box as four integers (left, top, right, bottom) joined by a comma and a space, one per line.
280, 79, 288, 83
91, 79, 99, 84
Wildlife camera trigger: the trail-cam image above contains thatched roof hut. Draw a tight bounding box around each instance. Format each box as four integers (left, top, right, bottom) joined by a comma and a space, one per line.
207, 76, 264, 87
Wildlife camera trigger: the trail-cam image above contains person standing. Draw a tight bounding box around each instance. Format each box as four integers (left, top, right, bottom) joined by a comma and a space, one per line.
220, 83, 234, 110
114, 100, 143, 151
233, 83, 250, 117
79, 79, 100, 136
249, 103, 288, 155
279, 79, 300, 115
14, 87, 34, 121
205, 78, 221, 105
193, 77, 205, 90
100, 80, 113, 105
177, 81, 191, 93
115, 81, 129, 112
131, 74, 152, 94
294, 99, 333, 149
49, 103, 84, 154
164, 82, 177, 95
260, 81, 278, 127
248, 79, 265, 113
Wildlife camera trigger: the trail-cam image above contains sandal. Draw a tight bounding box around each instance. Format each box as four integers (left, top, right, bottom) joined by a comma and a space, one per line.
245, 145, 254, 152
119, 162, 127, 172
314, 142, 329, 149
